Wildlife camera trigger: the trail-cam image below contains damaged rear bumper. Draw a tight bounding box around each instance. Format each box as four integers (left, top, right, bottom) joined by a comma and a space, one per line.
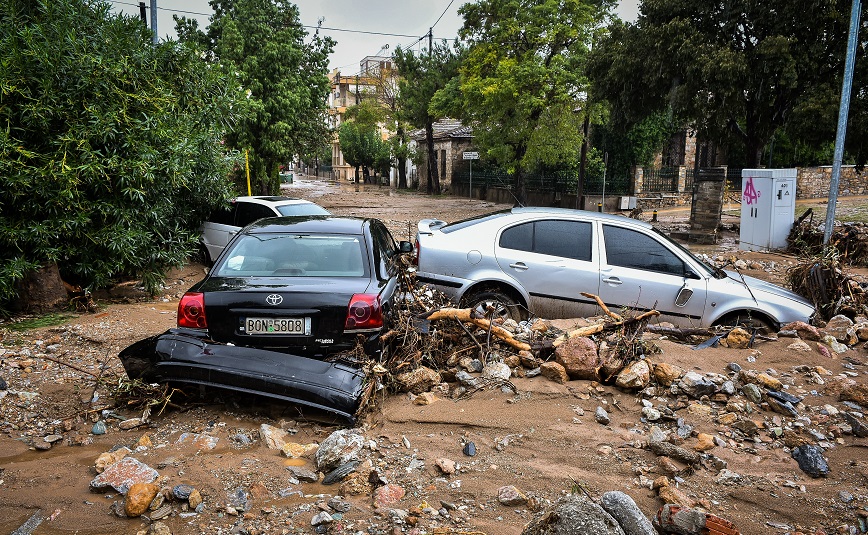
118, 329, 366, 424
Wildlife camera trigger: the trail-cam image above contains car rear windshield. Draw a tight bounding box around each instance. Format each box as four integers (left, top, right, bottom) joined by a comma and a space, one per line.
275, 203, 330, 217
440, 210, 511, 234
214, 233, 366, 277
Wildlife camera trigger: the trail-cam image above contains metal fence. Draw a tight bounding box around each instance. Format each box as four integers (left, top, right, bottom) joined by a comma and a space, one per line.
642, 167, 680, 192
453, 165, 631, 196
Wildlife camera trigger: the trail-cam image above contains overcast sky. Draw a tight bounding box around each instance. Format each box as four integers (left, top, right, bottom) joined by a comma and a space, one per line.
109, 0, 640, 75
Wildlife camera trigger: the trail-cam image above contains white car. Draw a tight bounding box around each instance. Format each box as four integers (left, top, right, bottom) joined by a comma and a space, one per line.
200, 196, 329, 264
414, 207, 815, 331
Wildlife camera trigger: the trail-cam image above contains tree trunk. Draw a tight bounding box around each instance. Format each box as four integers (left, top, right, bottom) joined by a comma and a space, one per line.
513, 144, 528, 206
397, 125, 408, 189
424, 120, 439, 194
12, 263, 67, 312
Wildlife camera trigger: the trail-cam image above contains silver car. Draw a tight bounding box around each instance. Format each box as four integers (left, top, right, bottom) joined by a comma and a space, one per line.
414, 207, 814, 330
200, 196, 330, 264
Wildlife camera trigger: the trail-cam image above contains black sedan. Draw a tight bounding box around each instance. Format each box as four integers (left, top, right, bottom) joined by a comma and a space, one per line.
120, 216, 413, 422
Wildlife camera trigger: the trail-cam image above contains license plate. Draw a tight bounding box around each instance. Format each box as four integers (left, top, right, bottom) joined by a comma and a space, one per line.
244, 317, 311, 335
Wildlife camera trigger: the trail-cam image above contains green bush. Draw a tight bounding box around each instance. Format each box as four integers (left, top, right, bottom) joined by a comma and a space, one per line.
0, 0, 245, 306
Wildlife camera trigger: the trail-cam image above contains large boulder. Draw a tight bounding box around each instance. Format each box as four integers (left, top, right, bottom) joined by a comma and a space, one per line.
522, 493, 626, 535
315, 429, 365, 473
554, 337, 600, 380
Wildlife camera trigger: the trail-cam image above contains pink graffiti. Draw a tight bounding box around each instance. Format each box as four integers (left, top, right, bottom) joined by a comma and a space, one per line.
743, 177, 761, 205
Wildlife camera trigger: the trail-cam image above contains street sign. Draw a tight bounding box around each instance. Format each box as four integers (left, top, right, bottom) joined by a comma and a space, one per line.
463, 151, 479, 160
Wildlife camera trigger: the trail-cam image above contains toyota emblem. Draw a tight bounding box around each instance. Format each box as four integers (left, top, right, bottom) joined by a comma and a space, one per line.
265, 294, 283, 306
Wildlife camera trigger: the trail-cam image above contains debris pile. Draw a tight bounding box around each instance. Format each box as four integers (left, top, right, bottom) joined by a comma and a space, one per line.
789, 252, 868, 321
788, 209, 868, 267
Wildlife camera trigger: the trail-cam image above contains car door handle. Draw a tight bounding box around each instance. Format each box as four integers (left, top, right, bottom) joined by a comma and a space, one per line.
602, 276, 622, 285
509, 262, 529, 271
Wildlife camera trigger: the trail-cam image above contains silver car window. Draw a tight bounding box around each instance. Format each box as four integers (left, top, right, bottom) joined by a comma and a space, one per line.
602, 224, 685, 276
499, 220, 592, 261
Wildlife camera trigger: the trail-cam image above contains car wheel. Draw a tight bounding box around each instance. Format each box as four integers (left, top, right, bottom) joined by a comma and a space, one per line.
197, 244, 213, 267
715, 313, 773, 334
463, 289, 526, 323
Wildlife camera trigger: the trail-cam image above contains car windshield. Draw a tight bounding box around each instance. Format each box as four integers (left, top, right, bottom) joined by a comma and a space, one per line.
651, 228, 722, 278
214, 233, 365, 277
275, 203, 330, 217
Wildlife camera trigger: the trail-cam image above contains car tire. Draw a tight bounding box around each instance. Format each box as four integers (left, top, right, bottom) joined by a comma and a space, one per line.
462, 289, 526, 323
198, 244, 213, 267
714, 312, 773, 334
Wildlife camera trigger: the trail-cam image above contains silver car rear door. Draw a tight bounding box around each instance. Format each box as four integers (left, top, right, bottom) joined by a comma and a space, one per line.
598, 223, 707, 326
494, 217, 601, 319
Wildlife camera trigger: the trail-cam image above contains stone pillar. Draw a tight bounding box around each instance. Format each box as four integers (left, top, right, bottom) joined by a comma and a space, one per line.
687, 168, 726, 244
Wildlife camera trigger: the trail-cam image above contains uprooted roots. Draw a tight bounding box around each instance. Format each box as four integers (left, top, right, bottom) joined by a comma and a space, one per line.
788, 249, 868, 321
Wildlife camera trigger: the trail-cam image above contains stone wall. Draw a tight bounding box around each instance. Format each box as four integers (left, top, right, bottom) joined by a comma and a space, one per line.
416, 138, 474, 193
797, 166, 866, 198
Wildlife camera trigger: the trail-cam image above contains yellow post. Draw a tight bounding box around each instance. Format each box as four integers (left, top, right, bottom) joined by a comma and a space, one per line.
245, 149, 252, 196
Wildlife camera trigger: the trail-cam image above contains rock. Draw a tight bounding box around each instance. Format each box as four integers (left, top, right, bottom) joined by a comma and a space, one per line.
726, 327, 751, 349
717, 412, 737, 426
823, 314, 857, 344
522, 493, 625, 535
600, 491, 656, 535
315, 428, 364, 473
787, 340, 812, 352
595, 406, 610, 425
413, 392, 438, 405
641, 406, 661, 422
260, 424, 292, 450
655, 504, 739, 535
482, 361, 511, 381
842, 412, 868, 438
554, 336, 600, 380
395, 366, 441, 394
791, 445, 829, 478
742, 383, 763, 404
657, 485, 696, 508
840, 386, 868, 410
328, 496, 351, 513
715, 469, 743, 485
188, 489, 203, 509
311, 511, 334, 525
281, 442, 318, 458
286, 465, 319, 482
373, 483, 405, 509
91, 421, 107, 435
463, 441, 477, 456
732, 420, 759, 437
125, 482, 159, 517
118, 418, 144, 430
678, 372, 716, 399
821, 335, 849, 354
90, 457, 159, 494
540, 361, 570, 384
435, 457, 456, 475
615, 360, 651, 390
693, 433, 715, 452
150, 504, 172, 520
781, 321, 821, 341
148, 521, 172, 535
322, 460, 359, 485
653, 362, 683, 386
172, 484, 194, 500
497, 485, 528, 506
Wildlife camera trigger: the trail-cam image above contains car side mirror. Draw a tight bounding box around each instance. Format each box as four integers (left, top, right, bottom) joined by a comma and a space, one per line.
398, 241, 413, 254
684, 268, 701, 280
675, 284, 694, 307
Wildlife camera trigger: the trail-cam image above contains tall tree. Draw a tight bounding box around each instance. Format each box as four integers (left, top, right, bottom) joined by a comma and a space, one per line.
176, 0, 335, 194
455, 0, 613, 205
338, 102, 390, 183
393, 43, 463, 195
589, 0, 858, 168
0, 0, 245, 309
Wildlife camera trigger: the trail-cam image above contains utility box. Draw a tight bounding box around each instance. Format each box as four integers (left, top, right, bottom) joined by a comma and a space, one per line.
739, 168, 797, 251
619, 196, 637, 210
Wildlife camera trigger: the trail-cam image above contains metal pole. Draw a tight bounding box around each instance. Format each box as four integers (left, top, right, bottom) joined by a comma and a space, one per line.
469, 159, 473, 200
824, 0, 861, 247
150, 0, 158, 44
601, 152, 607, 213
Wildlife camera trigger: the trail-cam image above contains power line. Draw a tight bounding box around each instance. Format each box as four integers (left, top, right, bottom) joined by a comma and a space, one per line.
110, 1, 455, 41
431, 0, 457, 30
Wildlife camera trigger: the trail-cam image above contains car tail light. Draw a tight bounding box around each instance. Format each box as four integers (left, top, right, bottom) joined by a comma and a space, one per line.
413, 240, 420, 266
344, 293, 383, 330
178, 292, 207, 329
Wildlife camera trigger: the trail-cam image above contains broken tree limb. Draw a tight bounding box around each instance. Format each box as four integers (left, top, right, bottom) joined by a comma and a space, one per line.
552, 323, 605, 348
421, 308, 531, 352
647, 325, 714, 341
580, 292, 623, 321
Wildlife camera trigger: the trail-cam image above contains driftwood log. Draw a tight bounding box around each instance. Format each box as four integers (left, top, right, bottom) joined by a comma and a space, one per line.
421, 308, 531, 352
